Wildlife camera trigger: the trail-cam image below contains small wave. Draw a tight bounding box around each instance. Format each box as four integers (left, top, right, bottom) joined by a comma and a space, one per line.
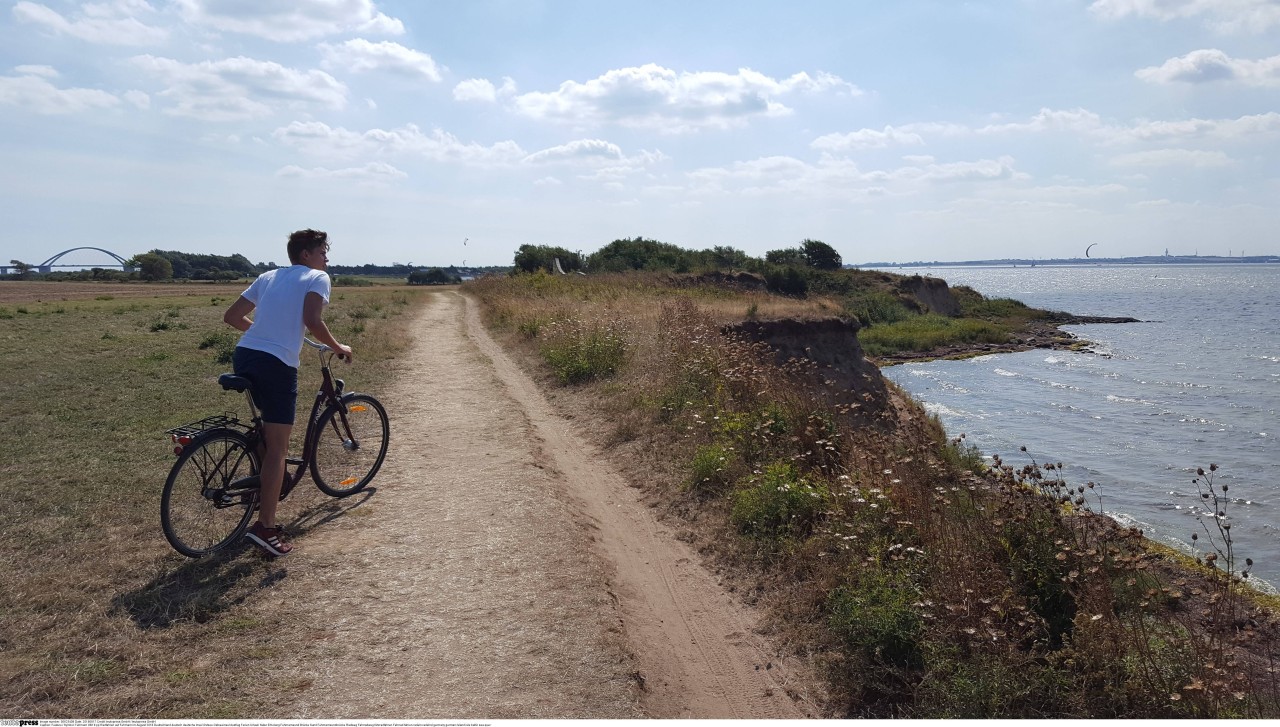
993, 368, 1019, 377
1106, 394, 1142, 404
1043, 356, 1060, 364
923, 401, 968, 418
968, 354, 998, 362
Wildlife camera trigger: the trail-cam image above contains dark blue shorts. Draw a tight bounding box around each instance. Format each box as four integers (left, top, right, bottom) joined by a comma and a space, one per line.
232, 346, 299, 425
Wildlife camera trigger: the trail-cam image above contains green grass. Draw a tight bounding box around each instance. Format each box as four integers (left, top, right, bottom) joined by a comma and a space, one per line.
858, 314, 1010, 357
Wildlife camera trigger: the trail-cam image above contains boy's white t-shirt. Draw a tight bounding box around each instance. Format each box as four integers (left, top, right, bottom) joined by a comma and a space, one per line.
236, 265, 331, 368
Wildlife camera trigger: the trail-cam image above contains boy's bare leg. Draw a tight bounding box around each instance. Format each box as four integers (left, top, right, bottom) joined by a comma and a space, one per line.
258, 422, 293, 528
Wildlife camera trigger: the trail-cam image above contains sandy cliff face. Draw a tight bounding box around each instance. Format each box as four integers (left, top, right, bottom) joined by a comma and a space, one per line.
723, 317, 893, 428
898, 275, 961, 316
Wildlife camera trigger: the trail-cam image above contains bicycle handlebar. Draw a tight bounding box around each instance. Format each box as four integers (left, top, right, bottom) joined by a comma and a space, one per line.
304, 338, 351, 362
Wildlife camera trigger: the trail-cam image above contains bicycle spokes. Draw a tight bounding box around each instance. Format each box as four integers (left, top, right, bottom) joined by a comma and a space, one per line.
310, 394, 389, 498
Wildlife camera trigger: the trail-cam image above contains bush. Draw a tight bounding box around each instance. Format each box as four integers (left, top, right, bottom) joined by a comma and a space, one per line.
334, 275, 375, 287
689, 442, 736, 494
539, 319, 628, 384
731, 462, 828, 540
843, 290, 915, 326
198, 331, 238, 364
828, 565, 922, 669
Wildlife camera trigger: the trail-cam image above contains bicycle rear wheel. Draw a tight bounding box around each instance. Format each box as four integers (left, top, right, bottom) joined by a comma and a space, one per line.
311, 394, 389, 497
161, 428, 259, 557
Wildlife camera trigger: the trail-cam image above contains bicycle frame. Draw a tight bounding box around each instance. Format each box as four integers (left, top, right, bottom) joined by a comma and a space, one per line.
235, 340, 353, 501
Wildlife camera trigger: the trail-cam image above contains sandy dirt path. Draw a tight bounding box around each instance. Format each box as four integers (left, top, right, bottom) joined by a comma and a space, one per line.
272, 291, 814, 718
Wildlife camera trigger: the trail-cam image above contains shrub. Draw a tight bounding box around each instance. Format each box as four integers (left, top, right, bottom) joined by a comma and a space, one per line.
689, 442, 736, 494
731, 462, 828, 540
198, 331, 238, 364
843, 290, 915, 327
827, 565, 922, 669
333, 275, 374, 287
539, 318, 628, 384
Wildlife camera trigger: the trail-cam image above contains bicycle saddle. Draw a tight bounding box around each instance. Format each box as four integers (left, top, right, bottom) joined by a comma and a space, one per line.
218, 374, 252, 392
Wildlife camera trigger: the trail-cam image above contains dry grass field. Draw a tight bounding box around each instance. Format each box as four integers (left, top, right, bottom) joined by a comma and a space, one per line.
0, 282, 424, 717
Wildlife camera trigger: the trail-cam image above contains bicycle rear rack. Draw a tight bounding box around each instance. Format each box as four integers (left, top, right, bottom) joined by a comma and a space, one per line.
166, 413, 252, 440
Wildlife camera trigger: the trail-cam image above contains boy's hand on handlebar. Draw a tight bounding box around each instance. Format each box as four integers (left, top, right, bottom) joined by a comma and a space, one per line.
335, 344, 353, 362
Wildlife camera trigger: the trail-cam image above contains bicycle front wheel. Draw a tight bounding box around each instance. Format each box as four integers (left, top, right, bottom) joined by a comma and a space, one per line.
311, 394, 389, 497
161, 428, 259, 557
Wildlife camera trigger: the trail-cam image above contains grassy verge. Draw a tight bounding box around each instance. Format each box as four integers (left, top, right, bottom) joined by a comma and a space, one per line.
468, 271, 1280, 718
0, 283, 425, 717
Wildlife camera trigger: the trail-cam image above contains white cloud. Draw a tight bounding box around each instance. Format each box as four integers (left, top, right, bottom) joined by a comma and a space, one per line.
318, 39, 441, 81
512, 64, 860, 132
825, 108, 1280, 148
174, 0, 404, 42
0, 70, 121, 114
976, 108, 1106, 135
1088, 0, 1280, 33
453, 76, 516, 103
1110, 148, 1234, 166
14, 64, 59, 78
123, 89, 150, 108
453, 78, 496, 102
522, 139, 623, 164
271, 121, 526, 164
132, 55, 347, 120
898, 156, 1024, 183
1116, 112, 1280, 142
811, 125, 925, 151
1136, 49, 1280, 86
276, 161, 408, 184
685, 153, 1022, 200
13, 0, 168, 45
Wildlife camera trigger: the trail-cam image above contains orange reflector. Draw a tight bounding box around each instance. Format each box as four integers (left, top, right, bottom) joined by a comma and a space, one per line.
348, 405, 367, 413
340, 477, 359, 485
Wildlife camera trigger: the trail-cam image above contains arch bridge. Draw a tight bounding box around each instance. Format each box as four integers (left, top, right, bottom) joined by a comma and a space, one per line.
2, 247, 134, 275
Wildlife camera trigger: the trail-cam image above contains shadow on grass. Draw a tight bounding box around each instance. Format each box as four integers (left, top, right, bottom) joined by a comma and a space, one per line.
111, 488, 376, 629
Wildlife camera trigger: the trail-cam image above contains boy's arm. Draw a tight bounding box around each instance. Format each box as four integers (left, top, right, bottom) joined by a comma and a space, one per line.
223, 296, 255, 332
302, 291, 352, 359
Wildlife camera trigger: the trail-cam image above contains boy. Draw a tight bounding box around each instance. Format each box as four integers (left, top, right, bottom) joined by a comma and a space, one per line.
222, 229, 352, 556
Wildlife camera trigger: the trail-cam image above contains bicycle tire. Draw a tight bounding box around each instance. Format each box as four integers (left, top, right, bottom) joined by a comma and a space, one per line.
161, 428, 259, 557
311, 393, 389, 498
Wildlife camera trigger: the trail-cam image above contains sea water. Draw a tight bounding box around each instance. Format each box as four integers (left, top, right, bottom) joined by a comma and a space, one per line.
875, 264, 1280, 585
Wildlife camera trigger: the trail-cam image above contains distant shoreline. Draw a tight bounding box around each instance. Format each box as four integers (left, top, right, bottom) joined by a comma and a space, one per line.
861, 255, 1280, 268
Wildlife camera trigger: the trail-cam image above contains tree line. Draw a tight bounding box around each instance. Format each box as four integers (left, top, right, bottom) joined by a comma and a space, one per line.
512, 237, 845, 295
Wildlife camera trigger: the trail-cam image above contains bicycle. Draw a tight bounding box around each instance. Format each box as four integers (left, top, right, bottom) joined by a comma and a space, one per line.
160, 339, 390, 558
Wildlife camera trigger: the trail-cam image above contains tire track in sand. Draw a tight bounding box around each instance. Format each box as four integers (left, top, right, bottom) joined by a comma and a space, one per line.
457, 292, 816, 719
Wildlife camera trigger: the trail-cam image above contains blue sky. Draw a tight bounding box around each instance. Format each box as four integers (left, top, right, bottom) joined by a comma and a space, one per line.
2, 0, 1278, 267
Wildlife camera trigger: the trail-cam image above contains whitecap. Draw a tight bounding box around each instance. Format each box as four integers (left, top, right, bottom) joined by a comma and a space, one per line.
1106, 394, 1141, 404
923, 402, 968, 418
993, 368, 1019, 377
